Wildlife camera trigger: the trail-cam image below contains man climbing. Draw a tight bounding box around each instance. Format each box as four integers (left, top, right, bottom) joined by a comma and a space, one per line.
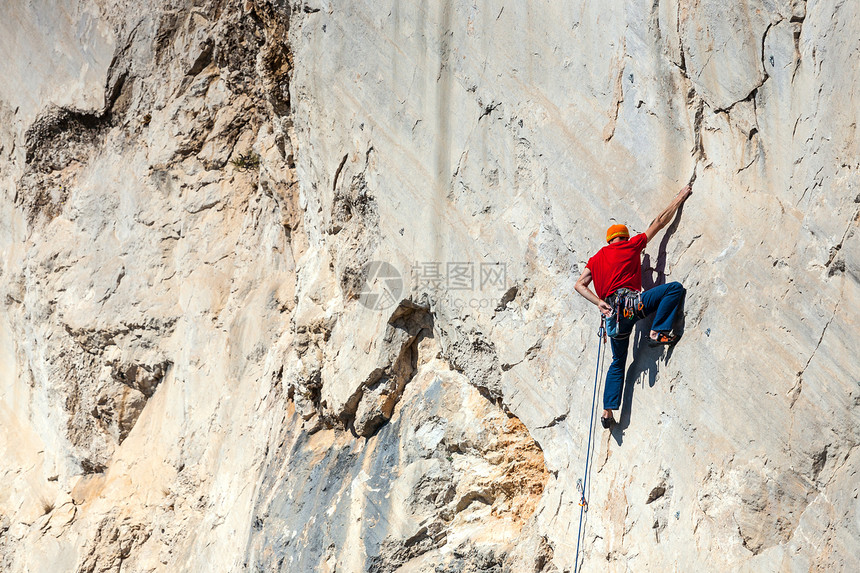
574, 184, 692, 429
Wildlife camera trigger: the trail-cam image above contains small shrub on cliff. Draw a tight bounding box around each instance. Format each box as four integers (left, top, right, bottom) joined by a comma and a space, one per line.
230, 151, 260, 171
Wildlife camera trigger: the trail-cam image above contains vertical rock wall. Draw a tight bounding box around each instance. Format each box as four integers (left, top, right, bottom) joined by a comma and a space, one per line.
0, 0, 858, 571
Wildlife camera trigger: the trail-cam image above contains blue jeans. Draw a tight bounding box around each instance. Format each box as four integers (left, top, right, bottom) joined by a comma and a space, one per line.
603, 281, 686, 410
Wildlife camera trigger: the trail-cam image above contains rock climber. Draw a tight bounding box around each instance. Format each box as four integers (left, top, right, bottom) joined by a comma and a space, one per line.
574, 184, 692, 429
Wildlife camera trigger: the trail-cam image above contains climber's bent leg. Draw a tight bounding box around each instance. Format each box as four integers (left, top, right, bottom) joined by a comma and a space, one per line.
641, 282, 686, 333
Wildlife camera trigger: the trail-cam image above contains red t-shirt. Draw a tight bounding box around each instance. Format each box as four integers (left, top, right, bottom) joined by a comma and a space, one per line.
586, 233, 647, 299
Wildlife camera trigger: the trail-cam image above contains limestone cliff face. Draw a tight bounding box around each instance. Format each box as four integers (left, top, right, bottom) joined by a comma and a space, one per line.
0, 0, 858, 571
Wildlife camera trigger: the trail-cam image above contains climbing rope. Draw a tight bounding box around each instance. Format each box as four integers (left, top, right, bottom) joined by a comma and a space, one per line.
574, 319, 606, 572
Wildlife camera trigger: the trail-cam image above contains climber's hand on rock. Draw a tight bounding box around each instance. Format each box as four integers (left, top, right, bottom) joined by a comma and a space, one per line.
598, 300, 613, 317
678, 184, 692, 201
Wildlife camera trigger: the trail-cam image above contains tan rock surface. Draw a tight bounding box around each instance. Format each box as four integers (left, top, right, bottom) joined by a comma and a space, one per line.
0, 0, 858, 571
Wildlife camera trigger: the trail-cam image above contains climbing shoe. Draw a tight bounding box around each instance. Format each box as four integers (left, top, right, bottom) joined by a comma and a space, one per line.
648, 331, 679, 346
600, 414, 615, 429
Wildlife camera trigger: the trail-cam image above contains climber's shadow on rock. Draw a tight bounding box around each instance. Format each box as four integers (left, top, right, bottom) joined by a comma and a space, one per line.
643, 203, 687, 347
642, 204, 684, 291
610, 322, 658, 445
611, 206, 687, 445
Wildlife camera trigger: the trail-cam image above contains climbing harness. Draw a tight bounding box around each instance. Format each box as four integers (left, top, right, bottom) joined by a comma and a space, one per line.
574, 320, 607, 572
603, 288, 645, 339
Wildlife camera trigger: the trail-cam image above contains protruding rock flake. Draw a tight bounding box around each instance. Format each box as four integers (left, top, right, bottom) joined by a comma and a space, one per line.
0, 0, 858, 572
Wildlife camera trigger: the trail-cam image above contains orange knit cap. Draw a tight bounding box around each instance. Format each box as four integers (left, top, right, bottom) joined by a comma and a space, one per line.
606, 224, 629, 243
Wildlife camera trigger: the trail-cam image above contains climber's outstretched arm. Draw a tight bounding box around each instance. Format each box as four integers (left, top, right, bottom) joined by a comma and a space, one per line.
644, 184, 692, 242
575, 268, 613, 316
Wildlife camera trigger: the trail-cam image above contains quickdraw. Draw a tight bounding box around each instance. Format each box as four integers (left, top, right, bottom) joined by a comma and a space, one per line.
612, 288, 644, 320
576, 478, 588, 511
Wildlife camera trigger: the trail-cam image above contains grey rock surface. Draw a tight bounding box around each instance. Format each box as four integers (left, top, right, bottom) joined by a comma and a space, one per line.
0, 0, 858, 571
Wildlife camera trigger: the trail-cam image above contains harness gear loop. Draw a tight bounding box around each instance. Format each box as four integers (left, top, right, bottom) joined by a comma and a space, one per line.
604, 288, 645, 339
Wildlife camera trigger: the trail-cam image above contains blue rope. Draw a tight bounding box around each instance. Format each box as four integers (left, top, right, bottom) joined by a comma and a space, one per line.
574, 322, 605, 572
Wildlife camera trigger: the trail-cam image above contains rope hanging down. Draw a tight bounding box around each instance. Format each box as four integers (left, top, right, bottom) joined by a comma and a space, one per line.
574, 321, 606, 572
